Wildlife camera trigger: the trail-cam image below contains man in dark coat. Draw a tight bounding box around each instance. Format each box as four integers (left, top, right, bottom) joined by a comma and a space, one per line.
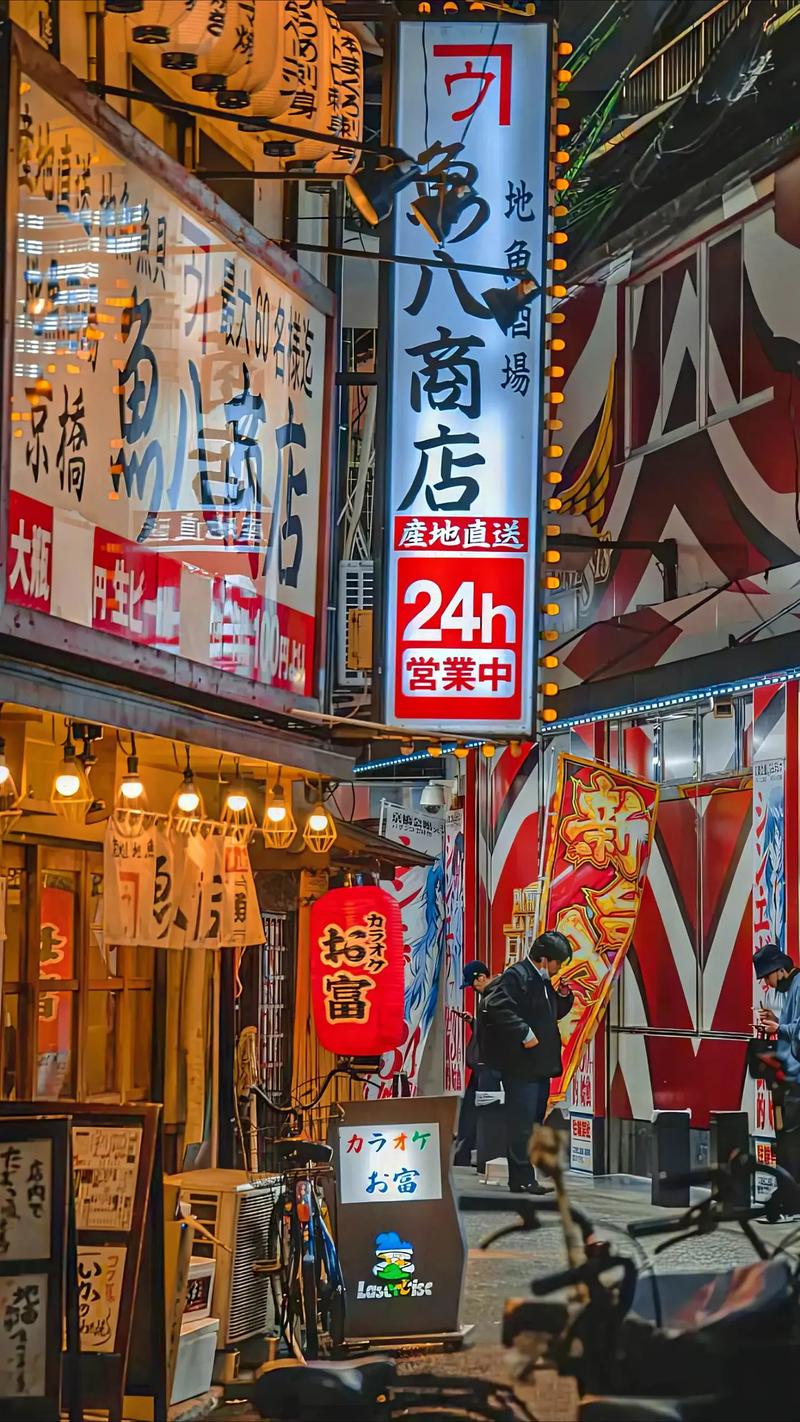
480, 930, 574, 1195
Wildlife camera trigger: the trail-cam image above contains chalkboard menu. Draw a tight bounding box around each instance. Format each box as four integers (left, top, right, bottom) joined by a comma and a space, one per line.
0, 1103, 164, 1422
0, 1118, 71, 1422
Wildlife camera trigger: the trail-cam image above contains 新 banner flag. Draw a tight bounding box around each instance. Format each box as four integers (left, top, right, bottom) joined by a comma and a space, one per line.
543, 756, 658, 1104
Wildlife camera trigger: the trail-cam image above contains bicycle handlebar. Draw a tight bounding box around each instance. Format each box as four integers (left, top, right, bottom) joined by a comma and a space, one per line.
458, 1191, 595, 1241
252, 1060, 375, 1118
627, 1215, 693, 1240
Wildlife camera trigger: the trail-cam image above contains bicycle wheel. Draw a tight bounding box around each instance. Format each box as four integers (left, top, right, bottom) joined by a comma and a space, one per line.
300, 1253, 320, 1359
316, 1200, 346, 1349
268, 1189, 304, 1354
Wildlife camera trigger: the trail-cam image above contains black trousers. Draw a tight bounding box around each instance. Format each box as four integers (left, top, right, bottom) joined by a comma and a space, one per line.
502, 1075, 550, 1189
775, 1089, 800, 1210
454, 1071, 478, 1166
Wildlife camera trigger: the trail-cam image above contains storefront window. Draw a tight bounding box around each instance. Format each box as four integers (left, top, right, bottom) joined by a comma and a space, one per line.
128, 989, 153, 1097
660, 715, 696, 783
85, 991, 120, 1097
0, 842, 154, 1104
36, 991, 74, 1098
2, 996, 21, 1100
701, 708, 737, 776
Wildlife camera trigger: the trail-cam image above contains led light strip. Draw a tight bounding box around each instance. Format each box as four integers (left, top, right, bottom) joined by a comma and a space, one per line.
353, 739, 488, 775
550, 667, 800, 731
538, 40, 573, 726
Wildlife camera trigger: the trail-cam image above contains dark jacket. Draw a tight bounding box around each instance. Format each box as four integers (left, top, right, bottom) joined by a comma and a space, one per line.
465, 1015, 481, 1072
480, 958, 574, 1081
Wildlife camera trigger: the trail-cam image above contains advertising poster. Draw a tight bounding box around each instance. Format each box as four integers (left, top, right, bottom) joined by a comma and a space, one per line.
10, 72, 329, 705
751, 757, 784, 1140
384, 20, 551, 736
542, 756, 658, 1104
443, 812, 465, 1095
372, 804, 445, 1096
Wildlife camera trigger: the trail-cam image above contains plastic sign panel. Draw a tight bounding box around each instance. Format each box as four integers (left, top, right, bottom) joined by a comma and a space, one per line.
337, 1122, 442, 1204
8, 70, 329, 706
310, 887, 405, 1055
384, 20, 551, 735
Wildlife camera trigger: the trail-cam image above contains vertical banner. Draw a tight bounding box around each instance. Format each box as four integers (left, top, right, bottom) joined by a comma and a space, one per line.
752, 758, 786, 955
384, 19, 551, 736
443, 811, 465, 1094
372, 804, 445, 1096
542, 756, 658, 1104
751, 756, 785, 1141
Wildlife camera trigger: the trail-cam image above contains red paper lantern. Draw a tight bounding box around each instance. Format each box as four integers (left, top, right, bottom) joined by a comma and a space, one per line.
310, 886, 405, 1056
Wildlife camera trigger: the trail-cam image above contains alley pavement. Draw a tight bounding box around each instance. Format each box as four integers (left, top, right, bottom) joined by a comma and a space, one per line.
196, 1167, 800, 1421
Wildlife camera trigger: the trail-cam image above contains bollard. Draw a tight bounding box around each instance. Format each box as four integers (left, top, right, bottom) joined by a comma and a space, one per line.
651, 1110, 690, 1207
710, 1110, 750, 1210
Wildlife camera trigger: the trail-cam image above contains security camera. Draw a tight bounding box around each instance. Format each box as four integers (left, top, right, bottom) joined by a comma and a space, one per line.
420, 781, 445, 812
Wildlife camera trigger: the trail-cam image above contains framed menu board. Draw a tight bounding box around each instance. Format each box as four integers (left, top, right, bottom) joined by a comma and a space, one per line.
0, 1118, 71, 1422
0, 1103, 164, 1422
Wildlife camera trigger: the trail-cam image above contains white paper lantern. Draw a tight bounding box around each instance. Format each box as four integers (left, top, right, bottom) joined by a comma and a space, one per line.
276, 2, 333, 165
160, 0, 218, 71
190, 1, 253, 91
126, 0, 185, 47
315, 23, 364, 176
214, 0, 304, 117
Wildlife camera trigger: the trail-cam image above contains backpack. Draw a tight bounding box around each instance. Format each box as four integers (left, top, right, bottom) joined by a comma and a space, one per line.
475, 972, 515, 1069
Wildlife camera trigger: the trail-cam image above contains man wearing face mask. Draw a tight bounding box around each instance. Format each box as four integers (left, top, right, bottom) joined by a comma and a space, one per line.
478, 931, 574, 1195
753, 944, 800, 1214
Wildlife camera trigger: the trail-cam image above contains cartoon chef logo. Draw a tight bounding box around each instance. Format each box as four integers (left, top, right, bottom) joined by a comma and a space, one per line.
373, 1232, 415, 1295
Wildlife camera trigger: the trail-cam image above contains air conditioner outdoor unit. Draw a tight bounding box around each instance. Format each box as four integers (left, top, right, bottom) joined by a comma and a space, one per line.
167, 1169, 282, 1347
337, 559, 373, 689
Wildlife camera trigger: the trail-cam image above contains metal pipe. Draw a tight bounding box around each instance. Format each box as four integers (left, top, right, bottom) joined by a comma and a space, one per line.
87, 81, 404, 159
277, 237, 533, 282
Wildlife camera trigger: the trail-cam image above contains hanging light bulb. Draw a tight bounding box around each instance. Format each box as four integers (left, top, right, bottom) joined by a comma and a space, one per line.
308, 803, 329, 832
54, 725, 81, 798
220, 759, 256, 842
303, 786, 337, 853
0, 739, 9, 787
119, 734, 144, 801
176, 748, 200, 814
262, 769, 296, 850
266, 780, 288, 824
226, 783, 250, 813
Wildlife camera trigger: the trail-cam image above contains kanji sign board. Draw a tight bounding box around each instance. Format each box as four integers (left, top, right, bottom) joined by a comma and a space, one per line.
2, 32, 332, 714
383, 20, 551, 735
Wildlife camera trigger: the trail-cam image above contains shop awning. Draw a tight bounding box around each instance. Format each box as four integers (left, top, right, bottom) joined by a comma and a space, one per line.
329, 818, 436, 874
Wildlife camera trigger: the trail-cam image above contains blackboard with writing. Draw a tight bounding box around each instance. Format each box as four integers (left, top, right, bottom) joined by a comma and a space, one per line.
0, 1118, 71, 1422
0, 1103, 164, 1422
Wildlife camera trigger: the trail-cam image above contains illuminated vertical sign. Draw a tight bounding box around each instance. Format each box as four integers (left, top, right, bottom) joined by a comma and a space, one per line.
384, 20, 551, 736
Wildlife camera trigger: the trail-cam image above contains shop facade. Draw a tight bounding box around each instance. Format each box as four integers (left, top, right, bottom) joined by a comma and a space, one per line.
477, 129, 800, 1177
0, 22, 357, 1172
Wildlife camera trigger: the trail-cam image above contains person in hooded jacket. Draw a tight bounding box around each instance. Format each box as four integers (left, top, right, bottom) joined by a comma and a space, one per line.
453, 960, 493, 1167
753, 943, 800, 1218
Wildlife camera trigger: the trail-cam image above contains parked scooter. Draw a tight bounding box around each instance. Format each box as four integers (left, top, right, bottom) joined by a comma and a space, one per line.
229, 1147, 799, 1421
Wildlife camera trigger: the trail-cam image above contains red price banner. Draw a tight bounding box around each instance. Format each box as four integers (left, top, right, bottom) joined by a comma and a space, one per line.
394, 555, 524, 723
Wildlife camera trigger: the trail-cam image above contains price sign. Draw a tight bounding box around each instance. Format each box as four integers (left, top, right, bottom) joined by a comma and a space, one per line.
383, 19, 552, 736
395, 557, 525, 722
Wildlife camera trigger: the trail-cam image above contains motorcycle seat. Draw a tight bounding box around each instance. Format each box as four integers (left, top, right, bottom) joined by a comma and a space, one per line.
251, 1356, 396, 1420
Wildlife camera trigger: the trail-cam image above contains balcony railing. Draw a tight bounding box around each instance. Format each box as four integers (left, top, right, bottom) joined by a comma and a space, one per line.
622, 0, 798, 116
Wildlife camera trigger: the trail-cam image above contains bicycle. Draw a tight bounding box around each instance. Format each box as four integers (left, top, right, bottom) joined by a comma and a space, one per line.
244, 1148, 800, 1420
250, 1060, 374, 1362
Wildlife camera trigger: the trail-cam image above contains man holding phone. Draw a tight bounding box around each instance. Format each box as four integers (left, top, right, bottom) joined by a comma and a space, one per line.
753, 944, 800, 1214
